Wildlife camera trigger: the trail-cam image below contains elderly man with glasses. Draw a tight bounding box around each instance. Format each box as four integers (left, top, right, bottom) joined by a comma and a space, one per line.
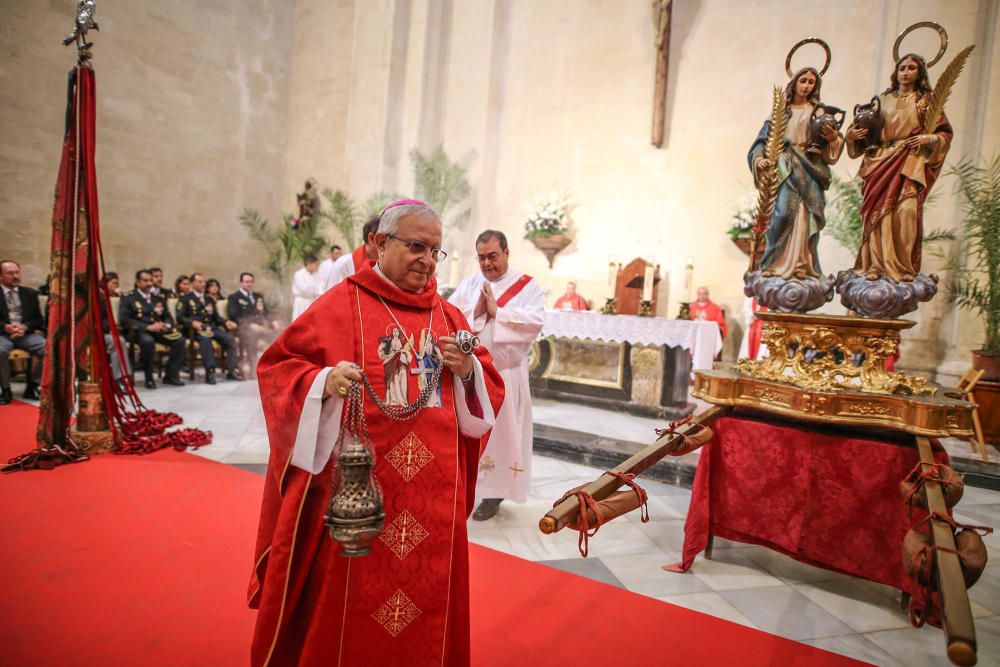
249, 199, 505, 667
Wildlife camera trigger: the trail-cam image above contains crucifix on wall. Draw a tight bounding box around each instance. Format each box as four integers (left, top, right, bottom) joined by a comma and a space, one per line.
651, 0, 672, 148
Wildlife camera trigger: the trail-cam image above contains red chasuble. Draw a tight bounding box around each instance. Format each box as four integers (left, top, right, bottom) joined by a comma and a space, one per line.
689, 300, 727, 339
249, 265, 504, 667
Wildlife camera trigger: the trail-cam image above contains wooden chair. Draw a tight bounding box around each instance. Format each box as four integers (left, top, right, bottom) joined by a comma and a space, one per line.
7, 349, 31, 382
956, 368, 988, 461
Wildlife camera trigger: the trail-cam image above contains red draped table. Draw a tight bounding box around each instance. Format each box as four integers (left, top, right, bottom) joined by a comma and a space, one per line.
669, 414, 947, 595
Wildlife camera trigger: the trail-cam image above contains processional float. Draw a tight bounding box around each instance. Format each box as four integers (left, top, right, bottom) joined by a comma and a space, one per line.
4, 1, 210, 473
540, 25, 990, 666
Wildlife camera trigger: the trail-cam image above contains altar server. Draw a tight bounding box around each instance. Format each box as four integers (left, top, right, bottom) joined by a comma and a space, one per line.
449, 230, 546, 520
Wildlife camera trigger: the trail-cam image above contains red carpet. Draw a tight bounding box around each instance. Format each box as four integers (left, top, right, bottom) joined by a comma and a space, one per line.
1, 402, 861, 666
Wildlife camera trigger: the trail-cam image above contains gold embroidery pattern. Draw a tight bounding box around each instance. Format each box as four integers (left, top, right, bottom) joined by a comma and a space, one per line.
372, 589, 422, 637
478, 455, 495, 476
379, 510, 429, 560
386, 431, 434, 481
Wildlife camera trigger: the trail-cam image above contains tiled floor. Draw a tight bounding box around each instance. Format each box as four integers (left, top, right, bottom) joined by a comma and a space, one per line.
26, 377, 1000, 666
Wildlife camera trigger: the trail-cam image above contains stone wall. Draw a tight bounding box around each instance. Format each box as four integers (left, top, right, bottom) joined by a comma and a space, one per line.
0, 0, 294, 296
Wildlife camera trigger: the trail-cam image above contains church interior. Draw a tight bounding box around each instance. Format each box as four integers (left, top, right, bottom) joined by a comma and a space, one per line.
2, 1, 1000, 665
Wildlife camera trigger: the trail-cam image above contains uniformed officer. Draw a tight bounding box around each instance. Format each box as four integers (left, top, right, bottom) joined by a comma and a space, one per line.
226, 272, 280, 375
176, 272, 241, 384
118, 269, 186, 389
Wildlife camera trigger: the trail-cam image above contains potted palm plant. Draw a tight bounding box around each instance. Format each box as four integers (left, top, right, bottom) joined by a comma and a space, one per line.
948, 156, 1000, 378
949, 156, 1000, 446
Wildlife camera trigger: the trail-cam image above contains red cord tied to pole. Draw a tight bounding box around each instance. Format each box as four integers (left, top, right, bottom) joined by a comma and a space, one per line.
553, 471, 653, 558
899, 461, 964, 509
902, 510, 994, 628
605, 470, 650, 523
655, 414, 714, 457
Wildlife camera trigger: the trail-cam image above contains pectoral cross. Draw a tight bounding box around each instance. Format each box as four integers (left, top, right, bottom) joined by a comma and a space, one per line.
410, 363, 435, 388
651, 0, 673, 148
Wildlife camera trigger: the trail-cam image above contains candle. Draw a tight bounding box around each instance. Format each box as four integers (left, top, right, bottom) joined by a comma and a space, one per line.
684, 256, 695, 302
642, 264, 654, 302
607, 261, 618, 299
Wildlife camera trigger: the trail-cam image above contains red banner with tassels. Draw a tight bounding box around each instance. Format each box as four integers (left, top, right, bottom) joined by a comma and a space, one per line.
4, 63, 210, 473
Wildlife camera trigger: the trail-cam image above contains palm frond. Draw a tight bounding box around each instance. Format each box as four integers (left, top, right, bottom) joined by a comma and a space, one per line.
924, 45, 975, 134
319, 188, 359, 247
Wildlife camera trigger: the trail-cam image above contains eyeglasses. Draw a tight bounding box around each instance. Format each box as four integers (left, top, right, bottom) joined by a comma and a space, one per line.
387, 234, 447, 261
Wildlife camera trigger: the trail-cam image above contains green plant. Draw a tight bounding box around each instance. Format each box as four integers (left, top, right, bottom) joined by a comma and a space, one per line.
947, 156, 1000, 356
319, 189, 401, 248
826, 175, 864, 252
410, 145, 473, 230
826, 174, 952, 256
239, 207, 326, 288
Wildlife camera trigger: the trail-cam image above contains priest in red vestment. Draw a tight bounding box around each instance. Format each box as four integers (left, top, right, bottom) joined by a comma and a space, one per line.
249, 200, 505, 667
553, 281, 589, 311
688, 286, 727, 339
323, 216, 381, 292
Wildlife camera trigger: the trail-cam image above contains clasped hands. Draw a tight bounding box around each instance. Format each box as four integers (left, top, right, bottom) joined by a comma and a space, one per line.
3, 323, 26, 339
323, 337, 474, 400
473, 282, 497, 320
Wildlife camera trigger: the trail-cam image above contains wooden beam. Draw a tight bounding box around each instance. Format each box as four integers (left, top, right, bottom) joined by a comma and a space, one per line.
915, 436, 977, 666
539, 405, 730, 534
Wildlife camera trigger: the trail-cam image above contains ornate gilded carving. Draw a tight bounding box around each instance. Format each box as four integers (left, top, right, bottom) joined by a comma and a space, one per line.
693, 367, 974, 438
735, 312, 934, 396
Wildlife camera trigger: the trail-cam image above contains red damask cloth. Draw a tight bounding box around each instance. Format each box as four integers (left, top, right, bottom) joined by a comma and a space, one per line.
667, 415, 947, 594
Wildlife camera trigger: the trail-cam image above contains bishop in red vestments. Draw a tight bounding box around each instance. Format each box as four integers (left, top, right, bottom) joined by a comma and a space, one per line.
689, 286, 727, 339
249, 201, 505, 666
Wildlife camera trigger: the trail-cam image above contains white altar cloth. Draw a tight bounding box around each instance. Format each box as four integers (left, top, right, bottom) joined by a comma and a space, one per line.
542, 310, 722, 371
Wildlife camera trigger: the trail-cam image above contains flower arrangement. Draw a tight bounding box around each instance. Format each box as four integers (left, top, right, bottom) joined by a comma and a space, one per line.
524, 193, 573, 239
727, 191, 758, 240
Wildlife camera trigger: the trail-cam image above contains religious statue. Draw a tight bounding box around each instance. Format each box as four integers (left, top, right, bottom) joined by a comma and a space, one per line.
294, 177, 320, 223
836, 23, 973, 318
744, 38, 841, 313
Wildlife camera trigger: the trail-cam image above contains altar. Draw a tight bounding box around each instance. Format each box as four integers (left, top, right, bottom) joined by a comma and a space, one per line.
529, 310, 722, 418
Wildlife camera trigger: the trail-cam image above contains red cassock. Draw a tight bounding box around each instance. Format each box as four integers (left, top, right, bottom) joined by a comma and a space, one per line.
249, 264, 505, 667
689, 300, 727, 339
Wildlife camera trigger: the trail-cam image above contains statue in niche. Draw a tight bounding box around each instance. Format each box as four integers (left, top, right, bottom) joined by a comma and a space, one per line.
836, 22, 968, 318
296, 178, 320, 222
744, 39, 842, 313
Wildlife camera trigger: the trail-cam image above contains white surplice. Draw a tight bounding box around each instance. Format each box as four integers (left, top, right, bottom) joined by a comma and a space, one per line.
448, 268, 545, 502
291, 267, 324, 320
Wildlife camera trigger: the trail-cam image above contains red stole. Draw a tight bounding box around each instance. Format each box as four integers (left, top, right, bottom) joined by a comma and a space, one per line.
496, 274, 533, 308
249, 265, 504, 667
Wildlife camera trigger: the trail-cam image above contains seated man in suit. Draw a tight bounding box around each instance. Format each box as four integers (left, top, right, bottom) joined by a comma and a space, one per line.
176, 272, 241, 385
0, 260, 46, 403
226, 272, 280, 376
119, 269, 186, 389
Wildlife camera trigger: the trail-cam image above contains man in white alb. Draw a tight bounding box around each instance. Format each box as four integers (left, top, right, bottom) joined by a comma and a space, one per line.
449, 230, 546, 520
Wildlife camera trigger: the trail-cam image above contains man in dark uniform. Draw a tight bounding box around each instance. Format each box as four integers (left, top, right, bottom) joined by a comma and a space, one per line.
148, 267, 174, 298
0, 259, 46, 403
227, 272, 279, 375
177, 272, 241, 384
119, 269, 186, 389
